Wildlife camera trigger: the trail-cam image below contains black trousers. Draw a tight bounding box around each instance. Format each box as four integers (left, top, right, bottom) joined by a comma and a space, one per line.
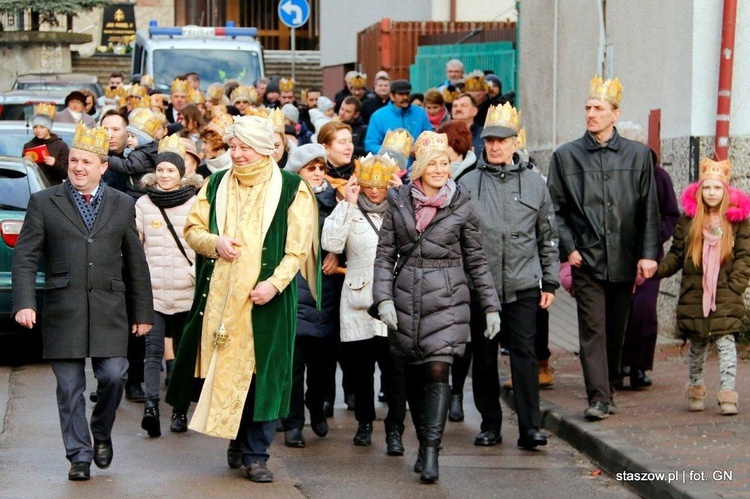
238, 379, 276, 465
126, 333, 145, 387
282, 335, 338, 430
571, 265, 634, 404
340, 336, 405, 431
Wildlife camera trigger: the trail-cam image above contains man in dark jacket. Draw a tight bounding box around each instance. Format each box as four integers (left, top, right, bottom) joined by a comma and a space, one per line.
338, 96, 368, 157
546, 76, 660, 421
459, 103, 559, 449
360, 73, 391, 124
12, 123, 153, 481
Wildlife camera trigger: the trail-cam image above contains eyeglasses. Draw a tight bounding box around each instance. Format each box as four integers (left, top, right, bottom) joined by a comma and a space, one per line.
304, 165, 327, 172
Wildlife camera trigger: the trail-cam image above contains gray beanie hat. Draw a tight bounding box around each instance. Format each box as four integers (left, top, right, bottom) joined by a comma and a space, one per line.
285, 143, 327, 174
32, 114, 53, 130
316, 96, 334, 113
281, 103, 299, 124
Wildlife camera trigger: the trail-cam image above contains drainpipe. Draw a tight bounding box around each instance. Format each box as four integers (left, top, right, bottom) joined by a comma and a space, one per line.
552, 0, 558, 149
714, 0, 737, 161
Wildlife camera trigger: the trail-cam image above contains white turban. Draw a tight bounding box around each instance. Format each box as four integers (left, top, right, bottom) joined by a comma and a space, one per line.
223, 115, 275, 157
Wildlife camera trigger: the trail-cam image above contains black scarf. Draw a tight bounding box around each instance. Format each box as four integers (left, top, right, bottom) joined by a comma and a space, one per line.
146, 185, 195, 208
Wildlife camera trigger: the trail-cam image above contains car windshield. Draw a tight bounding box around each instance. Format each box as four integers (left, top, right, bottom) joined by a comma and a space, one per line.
0, 169, 33, 210
0, 103, 67, 122
14, 83, 102, 98
0, 128, 74, 156
152, 49, 262, 91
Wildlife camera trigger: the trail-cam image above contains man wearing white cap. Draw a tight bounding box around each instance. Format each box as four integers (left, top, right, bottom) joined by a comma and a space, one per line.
165, 115, 319, 483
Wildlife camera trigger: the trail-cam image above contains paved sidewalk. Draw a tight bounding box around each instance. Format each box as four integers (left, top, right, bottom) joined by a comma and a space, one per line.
499, 292, 749, 498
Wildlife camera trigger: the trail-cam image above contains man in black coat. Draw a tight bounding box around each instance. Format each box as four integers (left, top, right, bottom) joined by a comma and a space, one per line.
547, 76, 659, 422
12, 123, 154, 481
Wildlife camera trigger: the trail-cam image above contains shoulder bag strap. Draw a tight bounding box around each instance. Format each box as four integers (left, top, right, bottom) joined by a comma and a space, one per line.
393, 223, 436, 280
357, 200, 381, 235
157, 206, 193, 266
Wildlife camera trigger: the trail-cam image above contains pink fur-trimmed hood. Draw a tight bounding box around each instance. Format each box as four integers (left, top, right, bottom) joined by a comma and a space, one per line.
681, 182, 750, 223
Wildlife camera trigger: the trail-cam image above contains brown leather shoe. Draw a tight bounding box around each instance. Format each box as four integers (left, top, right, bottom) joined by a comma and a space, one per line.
538, 360, 555, 388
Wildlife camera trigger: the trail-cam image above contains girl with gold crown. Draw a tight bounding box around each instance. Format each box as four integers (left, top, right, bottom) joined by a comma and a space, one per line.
656, 158, 750, 416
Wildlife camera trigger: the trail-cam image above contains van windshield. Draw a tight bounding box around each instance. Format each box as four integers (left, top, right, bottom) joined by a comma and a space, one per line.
152, 49, 262, 91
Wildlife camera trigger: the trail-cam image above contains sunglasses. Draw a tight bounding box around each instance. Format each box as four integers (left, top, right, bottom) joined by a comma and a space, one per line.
304, 164, 327, 172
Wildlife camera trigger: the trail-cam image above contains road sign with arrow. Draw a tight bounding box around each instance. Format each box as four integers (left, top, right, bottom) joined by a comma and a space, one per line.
278, 0, 310, 29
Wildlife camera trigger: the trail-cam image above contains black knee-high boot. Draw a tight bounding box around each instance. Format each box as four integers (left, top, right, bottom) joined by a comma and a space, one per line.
420, 383, 451, 483
405, 373, 426, 472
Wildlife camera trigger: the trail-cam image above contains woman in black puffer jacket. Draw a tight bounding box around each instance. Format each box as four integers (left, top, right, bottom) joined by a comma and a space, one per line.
372, 131, 501, 484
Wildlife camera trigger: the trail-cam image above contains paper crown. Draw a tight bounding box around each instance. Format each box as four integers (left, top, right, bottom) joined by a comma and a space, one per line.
464, 70, 487, 92
484, 102, 521, 135
126, 84, 148, 98
588, 75, 622, 107
279, 78, 295, 92
699, 158, 732, 184
350, 73, 367, 89
171, 78, 190, 94
379, 129, 413, 158
157, 133, 186, 158
105, 86, 126, 100
128, 109, 162, 139
33, 102, 56, 119
231, 85, 258, 104
140, 74, 154, 88
244, 107, 285, 133
205, 112, 235, 136
72, 122, 109, 156
207, 82, 224, 101
188, 88, 206, 104
515, 127, 527, 150
131, 96, 151, 109
414, 131, 449, 159
442, 87, 460, 104
354, 153, 399, 188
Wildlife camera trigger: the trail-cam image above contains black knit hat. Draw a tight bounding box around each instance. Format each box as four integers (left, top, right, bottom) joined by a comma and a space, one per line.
155, 152, 186, 176
65, 91, 87, 106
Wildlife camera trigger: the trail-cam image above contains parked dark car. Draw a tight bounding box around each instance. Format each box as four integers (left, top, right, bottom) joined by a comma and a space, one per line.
0, 90, 68, 121
13, 73, 104, 98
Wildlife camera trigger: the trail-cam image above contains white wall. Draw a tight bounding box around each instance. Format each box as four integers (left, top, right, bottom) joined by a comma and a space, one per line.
455, 0, 516, 22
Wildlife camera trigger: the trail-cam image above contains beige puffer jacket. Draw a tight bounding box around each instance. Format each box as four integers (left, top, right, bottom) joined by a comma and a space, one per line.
135, 174, 203, 314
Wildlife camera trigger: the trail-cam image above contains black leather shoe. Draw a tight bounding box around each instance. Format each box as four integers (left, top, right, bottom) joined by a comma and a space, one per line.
227, 439, 243, 469
125, 384, 146, 403
345, 393, 356, 411
474, 429, 502, 446
170, 410, 188, 433
284, 428, 306, 448
385, 430, 404, 456
448, 394, 464, 422
630, 369, 653, 388
68, 461, 90, 481
93, 438, 113, 469
141, 401, 161, 438
517, 428, 548, 449
353, 422, 372, 446
323, 401, 334, 418
245, 461, 274, 483
584, 401, 610, 421
311, 419, 328, 438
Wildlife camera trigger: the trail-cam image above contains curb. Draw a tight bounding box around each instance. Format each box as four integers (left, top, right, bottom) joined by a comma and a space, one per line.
500, 388, 706, 499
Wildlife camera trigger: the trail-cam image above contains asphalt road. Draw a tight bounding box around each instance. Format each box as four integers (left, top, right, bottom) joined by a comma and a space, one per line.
0, 343, 635, 498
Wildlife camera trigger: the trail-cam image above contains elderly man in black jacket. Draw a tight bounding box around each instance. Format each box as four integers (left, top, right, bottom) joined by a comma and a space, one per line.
547, 76, 659, 421
12, 123, 154, 481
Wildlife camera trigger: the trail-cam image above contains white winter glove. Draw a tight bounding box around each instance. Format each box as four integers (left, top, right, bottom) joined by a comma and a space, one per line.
378, 300, 398, 330
484, 312, 501, 340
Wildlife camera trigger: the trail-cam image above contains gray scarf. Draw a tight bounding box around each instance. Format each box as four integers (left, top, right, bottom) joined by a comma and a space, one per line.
358, 194, 388, 214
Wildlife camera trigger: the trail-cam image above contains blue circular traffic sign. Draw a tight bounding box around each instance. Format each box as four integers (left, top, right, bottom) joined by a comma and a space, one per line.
278, 0, 310, 29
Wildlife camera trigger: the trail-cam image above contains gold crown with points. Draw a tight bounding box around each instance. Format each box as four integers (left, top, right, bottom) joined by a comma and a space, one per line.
354, 153, 399, 188
484, 102, 521, 134
442, 87, 459, 104
350, 73, 367, 89
128, 108, 162, 139
126, 84, 148, 98
157, 133, 186, 158
380, 129, 413, 158
207, 82, 224, 101
699, 158, 732, 184
188, 88, 206, 104
464, 70, 487, 92
414, 131, 449, 159
205, 112, 235, 136
171, 78, 190, 95
279, 77, 295, 92
230, 85, 258, 104
33, 102, 56, 119
588, 75, 623, 107
515, 127, 527, 150
132, 96, 150, 109
140, 74, 154, 88
269, 108, 285, 134
72, 122, 109, 156
105, 86, 127, 100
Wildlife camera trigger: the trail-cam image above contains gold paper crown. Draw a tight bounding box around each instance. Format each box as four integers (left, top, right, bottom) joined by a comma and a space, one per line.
171, 78, 190, 95
206, 113, 235, 136
269, 108, 285, 134
515, 127, 527, 150
207, 82, 224, 101
588, 75, 622, 107
128, 109, 162, 139
157, 133, 186, 158
279, 78, 295, 92
189, 88, 206, 104
354, 154, 399, 188
33, 102, 56, 119
140, 74, 154, 88
350, 73, 367, 89
484, 102, 521, 134
230, 85, 258, 104
442, 87, 459, 104
105, 86, 127, 100
380, 129, 413, 158
126, 84, 148, 98
72, 122, 109, 156
117, 95, 127, 108
414, 131, 449, 159
132, 96, 150, 109
699, 158, 732, 184
464, 70, 487, 92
